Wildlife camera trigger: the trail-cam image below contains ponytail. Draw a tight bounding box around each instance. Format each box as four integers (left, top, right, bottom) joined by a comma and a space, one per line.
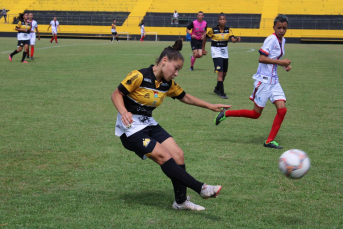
156, 39, 184, 64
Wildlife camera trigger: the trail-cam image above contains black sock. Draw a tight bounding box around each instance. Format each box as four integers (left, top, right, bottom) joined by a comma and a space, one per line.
10, 50, 18, 57
217, 81, 224, 94
116, 36, 119, 41
172, 164, 187, 204
21, 52, 27, 62
161, 158, 203, 194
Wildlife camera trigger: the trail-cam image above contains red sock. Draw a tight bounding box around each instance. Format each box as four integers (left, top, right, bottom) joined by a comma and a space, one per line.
31, 46, 34, 57
225, 109, 261, 119
50, 37, 54, 42
55, 36, 58, 43
266, 108, 287, 143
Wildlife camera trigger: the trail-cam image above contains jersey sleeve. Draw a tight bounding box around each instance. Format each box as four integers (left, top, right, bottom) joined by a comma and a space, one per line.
207, 28, 214, 38
229, 28, 234, 38
259, 36, 274, 56
186, 22, 193, 30
16, 21, 22, 29
118, 70, 143, 96
166, 80, 185, 99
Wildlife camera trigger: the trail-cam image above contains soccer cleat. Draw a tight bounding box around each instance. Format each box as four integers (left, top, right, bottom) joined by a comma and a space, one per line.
220, 93, 228, 99
199, 184, 222, 199
172, 196, 205, 211
264, 140, 283, 149
30, 57, 34, 60
21, 61, 28, 63
117, 40, 120, 43
189, 66, 194, 71
215, 109, 227, 125
50, 41, 52, 43
213, 87, 221, 96
9, 55, 12, 61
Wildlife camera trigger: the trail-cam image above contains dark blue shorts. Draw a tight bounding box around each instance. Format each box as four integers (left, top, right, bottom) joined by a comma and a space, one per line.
120, 125, 172, 160
213, 57, 229, 73
190, 38, 203, 50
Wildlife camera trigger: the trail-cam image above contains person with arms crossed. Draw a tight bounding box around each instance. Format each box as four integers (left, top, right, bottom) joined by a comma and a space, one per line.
140, 22, 145, 42
215, 15, 291, 149
47, 17, 60, 44
27, 13, 40, 60
111, 40, 230, 211
204, 13, 241, 99
111, 18, 119, 43
186, 11, 207, 71
9, 13, 31, 63
171, 10, 179, 25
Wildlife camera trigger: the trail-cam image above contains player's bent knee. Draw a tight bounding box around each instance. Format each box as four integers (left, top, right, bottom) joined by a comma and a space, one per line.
149, 146, 172, 165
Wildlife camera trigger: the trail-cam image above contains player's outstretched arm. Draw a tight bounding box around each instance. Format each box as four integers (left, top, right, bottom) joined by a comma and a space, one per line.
179, 93, 231, 112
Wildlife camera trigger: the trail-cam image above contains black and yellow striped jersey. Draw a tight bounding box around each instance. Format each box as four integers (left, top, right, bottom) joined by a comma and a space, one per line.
118, 65, 186, 117
207, 26, 234, 47
16, 20, 31, 34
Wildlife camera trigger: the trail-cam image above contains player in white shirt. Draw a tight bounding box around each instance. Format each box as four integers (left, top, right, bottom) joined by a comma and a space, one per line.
140, 22, 145, 42
215, 15, 291, 149
27, 13, 40, 60
171, 10, 179, 25
47, 17, 60, 44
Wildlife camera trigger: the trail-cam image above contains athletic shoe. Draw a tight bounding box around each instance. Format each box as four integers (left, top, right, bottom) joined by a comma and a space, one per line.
215, 109, 227, 125
199, 184, 222, 199
30, 57, 34, 60
21, 61, 28, 63
189, 66, 194, 71
117, 40, 120, 43
50, 41, 52, 43
26, 55, 29, 59
9, 55, 12, 61
111, 41, 113, 43
172, 196, 205, 211
213, 87, 221, 96
220, 93, 228, 99
264, 140, 283, 149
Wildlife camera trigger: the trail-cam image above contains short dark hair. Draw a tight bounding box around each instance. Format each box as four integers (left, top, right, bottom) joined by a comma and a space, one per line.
218, 12, 226, 20
274, 14, 289, 26
156, 40, 184, 64
198, 11, 204, 14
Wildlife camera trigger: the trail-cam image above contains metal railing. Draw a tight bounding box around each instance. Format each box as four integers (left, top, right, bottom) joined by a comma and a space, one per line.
5, 14, 343, 30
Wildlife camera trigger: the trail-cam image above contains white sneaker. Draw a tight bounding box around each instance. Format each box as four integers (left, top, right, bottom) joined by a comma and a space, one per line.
172, 196, 205, 211
199, 184, 222, 199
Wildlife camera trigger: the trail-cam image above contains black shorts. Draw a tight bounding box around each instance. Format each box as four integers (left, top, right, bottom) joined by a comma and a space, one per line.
213, 58, 229, 73
190, 38, 203, 50
17, 40, 30, 47
120, 124, 172, 160
112, 32, 117, 36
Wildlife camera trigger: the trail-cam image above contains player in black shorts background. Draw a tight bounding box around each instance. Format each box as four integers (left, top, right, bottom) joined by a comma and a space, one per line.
9, 13, 31, 63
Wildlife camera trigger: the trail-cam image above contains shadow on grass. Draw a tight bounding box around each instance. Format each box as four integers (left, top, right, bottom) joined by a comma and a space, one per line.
120, 190, 223, 220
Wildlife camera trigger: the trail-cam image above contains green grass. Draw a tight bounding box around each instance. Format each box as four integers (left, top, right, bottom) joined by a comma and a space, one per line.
0, 37, 342, 228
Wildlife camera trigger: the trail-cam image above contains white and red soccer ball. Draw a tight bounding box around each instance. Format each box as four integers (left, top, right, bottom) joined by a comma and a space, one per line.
279, 149, 311, 179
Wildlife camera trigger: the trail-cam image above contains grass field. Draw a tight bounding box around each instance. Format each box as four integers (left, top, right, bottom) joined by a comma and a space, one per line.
0, 37, 342, 228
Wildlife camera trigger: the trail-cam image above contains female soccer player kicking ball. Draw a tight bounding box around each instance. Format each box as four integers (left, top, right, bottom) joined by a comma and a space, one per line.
112, 40, 231, 210
215, 15, 291, 149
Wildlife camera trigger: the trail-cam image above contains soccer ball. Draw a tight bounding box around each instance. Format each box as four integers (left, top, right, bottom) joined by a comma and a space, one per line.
278, 149, 311, 179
